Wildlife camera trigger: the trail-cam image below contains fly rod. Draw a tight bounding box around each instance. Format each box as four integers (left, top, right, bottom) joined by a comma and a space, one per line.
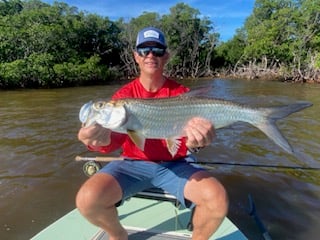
75, 156, 320, 171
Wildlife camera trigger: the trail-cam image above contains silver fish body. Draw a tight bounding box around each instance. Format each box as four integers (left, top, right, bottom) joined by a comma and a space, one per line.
79, 94, 312, 155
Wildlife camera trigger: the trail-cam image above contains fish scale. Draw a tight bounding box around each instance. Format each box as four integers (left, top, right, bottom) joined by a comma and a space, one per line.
123, 97, 256, 137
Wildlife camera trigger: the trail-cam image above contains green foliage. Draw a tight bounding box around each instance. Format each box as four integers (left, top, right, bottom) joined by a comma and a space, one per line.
0, 59, 26, 87
243, 0, 295, 62
0, 53, 54, 88
315, 53, 320, 70
215, 28, 247, 66
216, 0, 320, 81
54, 55, 120, 86
0, 0, 23, 16
1, 0, 319, 88
0, 0, 122, 88
161, 3, 214, 77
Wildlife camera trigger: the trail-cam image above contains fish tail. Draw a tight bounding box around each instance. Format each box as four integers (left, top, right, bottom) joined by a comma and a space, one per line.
256, 102, 312, 154
263, 102, 312, 120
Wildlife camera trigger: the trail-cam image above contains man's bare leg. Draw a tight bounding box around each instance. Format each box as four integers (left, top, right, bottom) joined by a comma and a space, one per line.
184, 171, 228, 240
76, 173, 128, 240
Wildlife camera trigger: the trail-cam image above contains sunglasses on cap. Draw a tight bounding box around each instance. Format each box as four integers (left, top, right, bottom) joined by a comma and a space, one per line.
136, 47, 166, 57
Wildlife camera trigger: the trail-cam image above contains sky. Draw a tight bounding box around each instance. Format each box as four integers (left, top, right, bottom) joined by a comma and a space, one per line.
43, 0, 255, 41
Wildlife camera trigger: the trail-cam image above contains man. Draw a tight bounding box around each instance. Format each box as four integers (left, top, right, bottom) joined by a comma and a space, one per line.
76, 27, 228, 240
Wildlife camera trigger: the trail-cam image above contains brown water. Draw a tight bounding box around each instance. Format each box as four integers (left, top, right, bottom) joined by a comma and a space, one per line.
0, 79, 319, 240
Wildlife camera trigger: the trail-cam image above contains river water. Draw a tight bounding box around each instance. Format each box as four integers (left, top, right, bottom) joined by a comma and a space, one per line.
0, 78, 319, 240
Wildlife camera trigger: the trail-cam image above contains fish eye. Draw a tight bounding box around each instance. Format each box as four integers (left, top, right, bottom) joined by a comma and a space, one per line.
93, 101, 106, 110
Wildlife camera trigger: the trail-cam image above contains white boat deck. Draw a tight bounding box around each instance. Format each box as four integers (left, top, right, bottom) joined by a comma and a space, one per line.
31, 195, 247, 240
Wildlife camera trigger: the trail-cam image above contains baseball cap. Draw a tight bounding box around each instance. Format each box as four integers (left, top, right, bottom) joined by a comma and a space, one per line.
136, 27, 167, 48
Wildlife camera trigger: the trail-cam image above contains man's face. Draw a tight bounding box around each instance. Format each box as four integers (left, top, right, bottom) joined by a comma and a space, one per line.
134, 42, 169, 75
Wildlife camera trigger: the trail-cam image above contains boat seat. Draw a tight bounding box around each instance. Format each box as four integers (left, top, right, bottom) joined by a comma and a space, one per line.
134, 187, 194, 231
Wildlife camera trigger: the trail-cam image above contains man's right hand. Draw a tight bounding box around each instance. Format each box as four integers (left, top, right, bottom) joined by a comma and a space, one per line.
78, 124, 111, 146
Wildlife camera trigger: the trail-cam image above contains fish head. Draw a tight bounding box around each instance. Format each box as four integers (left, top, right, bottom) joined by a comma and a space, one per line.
93, 100, 127, 129
79, 100, 126, 129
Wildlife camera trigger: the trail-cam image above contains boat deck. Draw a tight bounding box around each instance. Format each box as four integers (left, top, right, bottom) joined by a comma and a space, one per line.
31, 194, 247, 240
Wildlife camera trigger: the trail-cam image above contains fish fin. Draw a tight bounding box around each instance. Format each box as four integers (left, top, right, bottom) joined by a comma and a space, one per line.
182, 86, 213, 97
166, 138, 182, 157
257, 120, 293, 154
262, 101, 312, 120
256, 101, 312, 154
127, 130, 146, 151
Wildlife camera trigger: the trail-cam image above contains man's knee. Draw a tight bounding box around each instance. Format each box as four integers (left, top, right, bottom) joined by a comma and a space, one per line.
75, 183, 98, 216
186, 172, 229, 217
75, 173, 122, 216
205, 183, 228, 217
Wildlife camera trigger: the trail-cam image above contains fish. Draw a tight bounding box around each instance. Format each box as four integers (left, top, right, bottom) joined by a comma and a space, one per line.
79, 91, 312, 156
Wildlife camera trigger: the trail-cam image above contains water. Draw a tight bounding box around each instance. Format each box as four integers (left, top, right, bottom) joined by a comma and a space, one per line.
0, 79, 319, 240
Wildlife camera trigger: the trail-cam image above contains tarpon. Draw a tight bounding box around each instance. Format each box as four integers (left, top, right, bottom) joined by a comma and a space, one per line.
79, 92, 312, 156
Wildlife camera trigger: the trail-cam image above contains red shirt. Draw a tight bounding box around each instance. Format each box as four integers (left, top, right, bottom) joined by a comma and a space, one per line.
88, 78, 189, 161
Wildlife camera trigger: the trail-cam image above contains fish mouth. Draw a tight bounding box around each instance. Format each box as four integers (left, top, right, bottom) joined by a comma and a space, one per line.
79, 101, 98, 127
79, 101, 92, 123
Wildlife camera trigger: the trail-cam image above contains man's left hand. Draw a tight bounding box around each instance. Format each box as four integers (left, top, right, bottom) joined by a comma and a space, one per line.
184, 117, 216, 149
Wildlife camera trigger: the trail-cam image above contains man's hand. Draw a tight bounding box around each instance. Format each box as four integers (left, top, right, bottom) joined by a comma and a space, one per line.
184, 117, 215, 149
78, 124, 111, 146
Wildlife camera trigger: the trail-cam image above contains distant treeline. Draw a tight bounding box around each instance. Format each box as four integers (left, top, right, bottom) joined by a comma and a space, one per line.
0, 0, 319, 88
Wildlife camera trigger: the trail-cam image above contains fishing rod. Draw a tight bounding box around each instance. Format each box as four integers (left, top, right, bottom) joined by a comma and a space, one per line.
75, 156, 320, 171
197, 161, 320, 171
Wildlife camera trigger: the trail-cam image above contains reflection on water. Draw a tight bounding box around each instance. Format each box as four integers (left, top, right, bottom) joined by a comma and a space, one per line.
0, 79, 319, 240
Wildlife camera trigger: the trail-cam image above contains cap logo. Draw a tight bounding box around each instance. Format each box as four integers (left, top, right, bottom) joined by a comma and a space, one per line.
143, 30, 159, 39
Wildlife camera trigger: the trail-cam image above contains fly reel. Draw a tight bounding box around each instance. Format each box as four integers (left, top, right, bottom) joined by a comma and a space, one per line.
82, 161, 102, 177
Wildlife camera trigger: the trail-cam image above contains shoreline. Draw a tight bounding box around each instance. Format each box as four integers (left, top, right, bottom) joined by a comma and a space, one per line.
1, 72, 319, 90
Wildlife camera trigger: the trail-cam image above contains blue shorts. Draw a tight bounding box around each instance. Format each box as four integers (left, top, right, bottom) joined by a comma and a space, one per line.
99, 156, 204, 208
